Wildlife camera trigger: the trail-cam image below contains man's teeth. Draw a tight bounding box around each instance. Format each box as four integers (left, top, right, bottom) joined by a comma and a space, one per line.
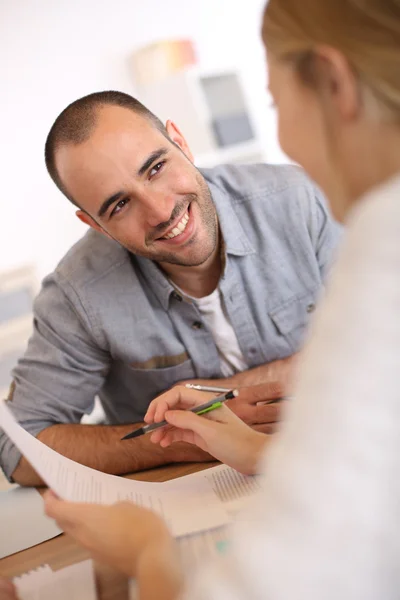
163, 211, 189, 239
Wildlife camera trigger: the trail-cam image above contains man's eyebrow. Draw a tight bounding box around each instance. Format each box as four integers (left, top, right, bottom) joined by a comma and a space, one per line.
97, 148, 168, 218
97, 191, 124, 218
137, 148, 168, 177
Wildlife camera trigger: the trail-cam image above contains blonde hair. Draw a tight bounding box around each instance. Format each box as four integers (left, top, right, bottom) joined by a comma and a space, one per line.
262, 0, 400, 120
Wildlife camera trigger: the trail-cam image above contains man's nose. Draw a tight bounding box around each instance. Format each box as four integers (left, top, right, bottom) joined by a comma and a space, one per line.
139, 189, 175, 227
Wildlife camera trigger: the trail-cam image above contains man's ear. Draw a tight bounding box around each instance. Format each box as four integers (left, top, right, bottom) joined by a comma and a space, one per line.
165, 120, 194, 162
76, 210, 113, 240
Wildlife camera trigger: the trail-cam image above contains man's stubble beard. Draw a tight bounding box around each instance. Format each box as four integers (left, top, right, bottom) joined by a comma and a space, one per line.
126, 176, 219, 267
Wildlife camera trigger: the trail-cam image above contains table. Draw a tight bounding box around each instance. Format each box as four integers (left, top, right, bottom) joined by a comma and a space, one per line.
0, 461, 217, 600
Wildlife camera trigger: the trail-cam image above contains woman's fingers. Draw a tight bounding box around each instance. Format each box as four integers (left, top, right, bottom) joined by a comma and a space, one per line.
163, 409, 220, 443
159, 428, 195, 448
152, 430, 189, 449
44, 491, 93, 535
145, 387, 213, 423
149, 423, 173, 444
0, 578, 18, 599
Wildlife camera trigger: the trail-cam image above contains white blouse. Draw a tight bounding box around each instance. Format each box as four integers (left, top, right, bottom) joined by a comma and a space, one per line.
183, 174, 400, 600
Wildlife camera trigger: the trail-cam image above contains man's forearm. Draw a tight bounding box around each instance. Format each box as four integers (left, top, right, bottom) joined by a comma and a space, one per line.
12, 422, 212, 486
11, 355, 297, 485
188, 354, 298, 389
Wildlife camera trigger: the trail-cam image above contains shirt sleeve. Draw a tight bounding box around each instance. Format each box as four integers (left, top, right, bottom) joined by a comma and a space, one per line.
0, 273, 110, 480
180, 184, 400, 599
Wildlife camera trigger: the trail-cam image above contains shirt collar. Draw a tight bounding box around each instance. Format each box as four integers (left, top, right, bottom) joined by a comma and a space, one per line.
206, 177, 255, 257
133, 254, 174, 311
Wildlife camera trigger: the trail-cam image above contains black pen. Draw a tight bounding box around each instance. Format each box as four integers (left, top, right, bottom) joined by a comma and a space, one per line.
121, 389, 238, 441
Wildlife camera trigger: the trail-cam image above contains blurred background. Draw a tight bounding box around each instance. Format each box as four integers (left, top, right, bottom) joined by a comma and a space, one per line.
0, 0, 290, 400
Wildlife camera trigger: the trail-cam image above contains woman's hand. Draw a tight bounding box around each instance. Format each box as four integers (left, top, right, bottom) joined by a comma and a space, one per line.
145, 385, 277, 475
44, 492, 177, 578
0, 579, 18, 600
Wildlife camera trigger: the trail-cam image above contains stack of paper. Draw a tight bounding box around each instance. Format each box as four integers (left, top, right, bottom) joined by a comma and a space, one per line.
0, 401, 261, 539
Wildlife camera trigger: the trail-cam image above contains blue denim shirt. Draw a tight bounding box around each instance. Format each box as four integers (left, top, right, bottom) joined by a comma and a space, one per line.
0, 163, 341, 478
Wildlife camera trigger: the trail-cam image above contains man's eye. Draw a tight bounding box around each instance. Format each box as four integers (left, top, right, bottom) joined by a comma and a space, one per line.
149, 161, 165, 178
110, 198, 129, 217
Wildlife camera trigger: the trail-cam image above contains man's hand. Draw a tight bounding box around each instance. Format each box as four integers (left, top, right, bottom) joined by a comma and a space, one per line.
181, 354, 298, 394
226, 381, 287, 433
176, 381, 287, 433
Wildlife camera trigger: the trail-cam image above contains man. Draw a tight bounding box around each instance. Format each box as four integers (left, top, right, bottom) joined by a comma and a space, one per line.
0, 91, 340, 485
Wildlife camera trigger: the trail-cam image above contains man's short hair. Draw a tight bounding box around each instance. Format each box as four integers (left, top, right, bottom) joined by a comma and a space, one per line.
44, 90, 168, 206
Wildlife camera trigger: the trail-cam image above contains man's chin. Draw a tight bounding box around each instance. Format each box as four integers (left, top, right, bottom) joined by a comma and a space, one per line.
157, 252, 214, 268
126, 226, 218, 267
154, 241, 218, 268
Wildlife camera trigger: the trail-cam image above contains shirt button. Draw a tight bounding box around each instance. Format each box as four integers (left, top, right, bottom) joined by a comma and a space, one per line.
192, 321, 203, 330
307, 303, 316, 313
172, 291, 183, 302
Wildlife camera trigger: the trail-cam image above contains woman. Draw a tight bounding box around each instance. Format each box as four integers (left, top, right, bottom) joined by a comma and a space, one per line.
6, 0, 400, 598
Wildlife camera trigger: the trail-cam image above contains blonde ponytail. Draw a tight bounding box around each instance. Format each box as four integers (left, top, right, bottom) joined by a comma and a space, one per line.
263, 0, 400, 120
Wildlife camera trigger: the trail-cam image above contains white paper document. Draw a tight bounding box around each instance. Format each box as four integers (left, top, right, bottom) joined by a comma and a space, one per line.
0, 400, 261, 537
129, 527, 230, 600
178, 463, 262, 515
0, 401, 230, 536
0, 486, 62, 558
13, 560, 97, 600
177, 525, 229, 568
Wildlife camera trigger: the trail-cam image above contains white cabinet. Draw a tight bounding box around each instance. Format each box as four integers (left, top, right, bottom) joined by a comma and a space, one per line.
137, 67, 266, 168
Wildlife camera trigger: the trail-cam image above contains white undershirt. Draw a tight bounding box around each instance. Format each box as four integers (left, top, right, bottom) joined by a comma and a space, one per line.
183, 175, 400, 600
194, 288, 248, 378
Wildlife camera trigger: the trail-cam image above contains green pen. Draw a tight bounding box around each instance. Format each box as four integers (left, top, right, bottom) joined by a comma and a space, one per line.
121, 390, 238, 440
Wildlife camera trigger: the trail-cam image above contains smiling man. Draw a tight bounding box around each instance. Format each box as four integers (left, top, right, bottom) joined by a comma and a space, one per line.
0, 91, 341, 485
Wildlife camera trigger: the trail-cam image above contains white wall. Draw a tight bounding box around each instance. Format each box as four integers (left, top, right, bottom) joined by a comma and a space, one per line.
0, 0, 287, 280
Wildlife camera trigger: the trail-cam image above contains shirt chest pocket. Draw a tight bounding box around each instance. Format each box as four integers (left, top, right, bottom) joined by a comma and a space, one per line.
128, 353, 196, 408
269, 289, 319, 353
